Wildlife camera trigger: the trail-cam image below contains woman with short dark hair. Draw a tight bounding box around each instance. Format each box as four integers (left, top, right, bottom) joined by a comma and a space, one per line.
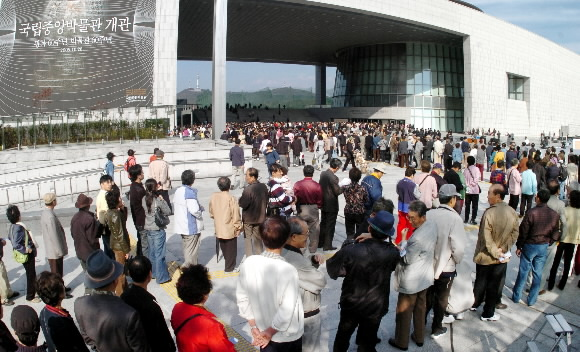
341, 167, 369, 240
37, 271, 88, 351
171, 265, 235, 352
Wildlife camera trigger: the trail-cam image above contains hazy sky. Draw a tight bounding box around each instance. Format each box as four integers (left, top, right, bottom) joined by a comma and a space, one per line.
176, 0, 580, 93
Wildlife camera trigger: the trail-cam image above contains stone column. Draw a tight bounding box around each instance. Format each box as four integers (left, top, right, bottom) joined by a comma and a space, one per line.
315, 64, 327, 106
212, 0, 228, 140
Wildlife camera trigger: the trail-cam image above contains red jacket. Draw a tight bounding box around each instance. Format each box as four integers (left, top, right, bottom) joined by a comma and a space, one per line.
171, 303, 235, 352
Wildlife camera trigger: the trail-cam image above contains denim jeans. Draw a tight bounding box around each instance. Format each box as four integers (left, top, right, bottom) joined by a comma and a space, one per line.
559, 181, 566, 200
512, 243, 548, 306
146, 229, 171, 283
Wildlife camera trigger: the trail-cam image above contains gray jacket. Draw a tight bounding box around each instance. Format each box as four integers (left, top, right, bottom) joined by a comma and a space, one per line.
282, 245, 326, 313
142, 196, 172, 231
40, 208, 68, 259
395, 220, 437, 294
426, 205, 465, 279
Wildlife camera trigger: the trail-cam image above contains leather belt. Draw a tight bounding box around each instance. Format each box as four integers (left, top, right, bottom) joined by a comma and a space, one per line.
304, 308, 320, 318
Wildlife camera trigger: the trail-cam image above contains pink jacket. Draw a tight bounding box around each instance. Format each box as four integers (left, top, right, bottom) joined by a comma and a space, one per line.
463, 165, 482, 194
506, 167, 522, 195
415, 172, 438, 208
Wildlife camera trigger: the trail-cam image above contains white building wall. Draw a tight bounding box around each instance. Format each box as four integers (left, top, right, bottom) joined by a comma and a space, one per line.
300, 0, 580, 136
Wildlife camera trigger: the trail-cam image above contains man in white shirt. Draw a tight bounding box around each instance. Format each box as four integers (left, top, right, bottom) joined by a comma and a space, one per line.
173, 170, 204, 267
237, 217, 304, 350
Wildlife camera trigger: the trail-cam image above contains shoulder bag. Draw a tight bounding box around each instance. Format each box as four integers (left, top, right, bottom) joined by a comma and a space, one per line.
11, 225, 29, 264
154, 199, 170, 228
466, 166, 481, 193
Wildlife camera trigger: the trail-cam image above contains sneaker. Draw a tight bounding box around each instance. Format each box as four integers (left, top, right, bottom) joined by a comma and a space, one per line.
27, 297, 42, 304
481, 314, 500, 321
442, 315, 455, 324
431, 327, 448, 339
456, 312, 465, 320
469, 306, 477, 311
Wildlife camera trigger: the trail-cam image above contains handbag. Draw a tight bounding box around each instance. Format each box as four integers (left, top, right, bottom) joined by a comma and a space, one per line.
11, 225, 29, 264
154, 199, 170, 228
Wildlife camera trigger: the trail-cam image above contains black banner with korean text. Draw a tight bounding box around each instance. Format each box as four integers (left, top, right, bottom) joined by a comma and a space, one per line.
0, 0, 156, 115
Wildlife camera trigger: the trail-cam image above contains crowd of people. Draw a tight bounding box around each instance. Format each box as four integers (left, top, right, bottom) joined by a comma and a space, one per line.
0, 120, 578, 351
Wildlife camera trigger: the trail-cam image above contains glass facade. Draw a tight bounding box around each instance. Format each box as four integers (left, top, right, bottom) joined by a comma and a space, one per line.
333, 43, 465, 131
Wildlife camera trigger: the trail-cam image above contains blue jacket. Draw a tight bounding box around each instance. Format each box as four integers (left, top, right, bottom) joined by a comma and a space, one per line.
396, 177, 417, 213
264, 150, 279, 165
105, 160, 115, 179
372, 136, 381, 149
521, 169, 538, 195
452, 148, 463, 163
361, 174, 383, 211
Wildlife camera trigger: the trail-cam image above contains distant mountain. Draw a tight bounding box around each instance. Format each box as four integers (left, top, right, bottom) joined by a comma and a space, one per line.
177, 87, 332, 108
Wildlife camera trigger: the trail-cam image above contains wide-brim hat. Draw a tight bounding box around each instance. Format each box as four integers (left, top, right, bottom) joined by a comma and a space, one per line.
75, 193, 93, 208
368, 210, 395, 237
84, 249, 124, 289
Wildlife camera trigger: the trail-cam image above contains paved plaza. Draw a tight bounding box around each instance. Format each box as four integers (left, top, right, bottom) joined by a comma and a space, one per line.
0, 142, 578, 351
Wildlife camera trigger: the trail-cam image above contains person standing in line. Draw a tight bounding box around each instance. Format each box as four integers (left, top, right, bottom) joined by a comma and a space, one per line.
172, 265, 235, 351
443, 138, 454, 172
0, 232, 19, 305
328, 211, 399, 352
74, 250, 150, 352
142, 179, 172, 284
318, 158, 343, 251
433, 136, 444, 165
390, 201, 437, 351
104, 152, 115, 180
293, 165, 323, 253
149, 148, 159, 162
460, 137, 470, 169
121, 257, 176, 351
414, 160, 438, 209
128, 164, 148, 257
230, 139, 246, 190
512, 189, 560, 306
361, 164, 386, 216
6, 205, 40, 303
70, 194, 100, 294
476, 144, 487, 177
364, 131, 373, 161
209, 177, 242, 272
96, 174, 114, 259
520, 160, 538, 218
342, 135, 356, 171
548, 189, 580, 290
264, 143, 280, 176
40, 193, 71, 293
173, 170, 204, 267
236, 217, 304, 351
424, 136, 434, 163
395, 167, 418, 244
291, 134, 303, 167
471, 184, 519, 321
506, 158, 523, 211
276, 131, 290, 167
444, 162, 465, 215
103, 190, 130, 296
149, 149, 172, 212
463, 156, 482, 225
425, 185, 465, 339
36, 271, 89, 352
398, 136, 409, 168
9, 305, 47, 351
282, 217, 327, 352
341, 167, 369, 240
239, 167, 269, 257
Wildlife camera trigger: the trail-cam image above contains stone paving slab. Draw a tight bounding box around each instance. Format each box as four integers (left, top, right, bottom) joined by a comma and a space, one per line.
0, 145, 578, 351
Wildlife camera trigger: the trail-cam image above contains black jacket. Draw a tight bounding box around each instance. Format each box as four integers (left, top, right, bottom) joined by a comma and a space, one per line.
129, 182, 146, 230
121, 285, 176, 352
443, 170, 464, 193
327, 239, 399, 319
74, 293, 150, 352
319, 170, 342, 212
39, 306, 88, 352
364, 135, 373, 148
70, 209, 100, 262
239, 181, 269, 224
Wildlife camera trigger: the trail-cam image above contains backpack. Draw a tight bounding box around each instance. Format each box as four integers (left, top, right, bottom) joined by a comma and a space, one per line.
124, 158, 130, 172
558, 165, 568, 182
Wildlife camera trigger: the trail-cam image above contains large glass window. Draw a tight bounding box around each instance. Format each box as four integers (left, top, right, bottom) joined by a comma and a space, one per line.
508, 73, 526, 101
332, 43, 465, 131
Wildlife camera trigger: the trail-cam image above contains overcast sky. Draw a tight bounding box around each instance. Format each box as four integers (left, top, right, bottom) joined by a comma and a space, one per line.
176, 0, 580, 93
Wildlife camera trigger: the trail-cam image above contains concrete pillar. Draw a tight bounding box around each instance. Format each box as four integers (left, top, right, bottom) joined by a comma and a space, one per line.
212, 0, 228, 140
315, 64, 326, 106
